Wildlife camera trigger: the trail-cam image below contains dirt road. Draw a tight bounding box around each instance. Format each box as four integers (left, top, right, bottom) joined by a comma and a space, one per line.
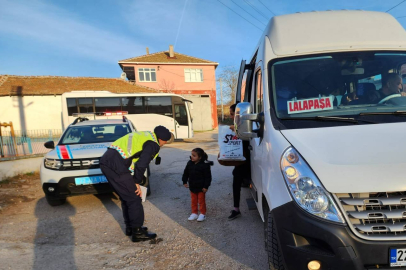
0, 136, 268, 270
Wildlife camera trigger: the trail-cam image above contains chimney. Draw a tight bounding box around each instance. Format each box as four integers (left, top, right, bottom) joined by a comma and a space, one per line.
146, 47, 149, 55
169, 45, 174, 58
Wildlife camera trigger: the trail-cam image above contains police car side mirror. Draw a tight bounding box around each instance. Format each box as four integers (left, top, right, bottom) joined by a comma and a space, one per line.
155, 156, 161, 165
44, 141, 55, 149
235, 102, 259, 141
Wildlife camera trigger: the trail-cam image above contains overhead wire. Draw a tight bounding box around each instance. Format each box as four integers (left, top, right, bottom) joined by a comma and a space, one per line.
242, 0, 270, 20
258, 0, 276, 16
230, 0, 267, 26
386, 0, 406, 12
216, 0, 263, 31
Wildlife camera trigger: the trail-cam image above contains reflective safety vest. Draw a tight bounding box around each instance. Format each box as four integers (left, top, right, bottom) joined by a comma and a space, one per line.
109, 131, 159, 173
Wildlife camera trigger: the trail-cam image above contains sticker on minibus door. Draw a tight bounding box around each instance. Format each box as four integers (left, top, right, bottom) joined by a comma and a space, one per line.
287, 97, 333, 114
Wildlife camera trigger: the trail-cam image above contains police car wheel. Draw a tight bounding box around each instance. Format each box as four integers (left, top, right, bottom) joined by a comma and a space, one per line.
264, 205, 286, 270
45, 195, 66, 206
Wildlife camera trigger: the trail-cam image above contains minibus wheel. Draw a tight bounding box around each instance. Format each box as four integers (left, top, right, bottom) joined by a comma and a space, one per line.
264, 205, 286, 270
45, 195, 66, 206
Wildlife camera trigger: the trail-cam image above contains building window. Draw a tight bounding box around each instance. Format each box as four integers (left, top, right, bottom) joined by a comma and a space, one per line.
184, 68, 203, 82
138, 68, 156, 82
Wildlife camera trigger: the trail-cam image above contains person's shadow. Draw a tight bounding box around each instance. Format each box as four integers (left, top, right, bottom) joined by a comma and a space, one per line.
33, 198, 77, 270
94, 192, 126, 235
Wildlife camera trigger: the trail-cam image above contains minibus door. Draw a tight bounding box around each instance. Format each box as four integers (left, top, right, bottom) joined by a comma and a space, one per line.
174, 104, 189, 139
249, 67, 264, 202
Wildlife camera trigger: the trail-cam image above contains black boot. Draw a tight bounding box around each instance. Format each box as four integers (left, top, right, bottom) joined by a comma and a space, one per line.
131, 227, 157, 242
125, 226, 148, 236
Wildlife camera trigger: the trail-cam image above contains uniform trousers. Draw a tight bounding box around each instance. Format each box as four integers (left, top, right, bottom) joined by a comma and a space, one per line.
100, 164, 144, 228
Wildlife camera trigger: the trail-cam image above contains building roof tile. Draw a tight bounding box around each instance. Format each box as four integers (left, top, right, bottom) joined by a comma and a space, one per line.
0, 75, 159, 96
118, 51, 218, 65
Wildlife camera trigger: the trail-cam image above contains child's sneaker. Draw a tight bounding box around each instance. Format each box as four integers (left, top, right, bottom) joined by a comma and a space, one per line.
228, 210, 241, 220
188, 213, 198, 221
197, 214, 206, 222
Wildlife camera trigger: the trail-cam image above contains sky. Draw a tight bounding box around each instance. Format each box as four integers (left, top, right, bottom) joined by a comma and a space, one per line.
1, 0, 406, 81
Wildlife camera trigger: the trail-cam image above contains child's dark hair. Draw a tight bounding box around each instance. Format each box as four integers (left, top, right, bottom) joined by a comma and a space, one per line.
192, 148, 208, 161
192, 148, 214, 165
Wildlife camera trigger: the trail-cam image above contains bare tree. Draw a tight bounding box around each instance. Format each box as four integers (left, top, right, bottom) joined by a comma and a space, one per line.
217, 66, 239, 105
158, 79, 176, 93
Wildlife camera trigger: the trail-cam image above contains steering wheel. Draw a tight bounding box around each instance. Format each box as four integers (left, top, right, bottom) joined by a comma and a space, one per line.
378, 94, 402, 104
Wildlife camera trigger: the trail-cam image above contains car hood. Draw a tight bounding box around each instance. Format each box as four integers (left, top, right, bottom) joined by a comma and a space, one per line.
280, 123, 406, 193
45, 143, 111, 159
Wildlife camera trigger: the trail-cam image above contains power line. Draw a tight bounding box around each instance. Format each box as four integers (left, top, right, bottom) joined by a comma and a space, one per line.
258, 0, 276, 16
230, 0, 267, 26
216, 0, 263, 31
397, 15, 406, 18
386, 0, 406, 13
242, 0, 270, 20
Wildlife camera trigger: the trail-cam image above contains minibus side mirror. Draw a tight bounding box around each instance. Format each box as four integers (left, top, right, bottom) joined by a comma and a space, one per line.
44, 141, 55, 149
235, 102, 259, 141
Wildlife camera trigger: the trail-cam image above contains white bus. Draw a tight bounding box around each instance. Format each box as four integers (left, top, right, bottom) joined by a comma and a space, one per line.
61, 91, 193, 139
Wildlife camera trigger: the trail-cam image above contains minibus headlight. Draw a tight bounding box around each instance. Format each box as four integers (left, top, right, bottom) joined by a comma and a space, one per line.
44, 159, 63, 169
281, 147, 345, 223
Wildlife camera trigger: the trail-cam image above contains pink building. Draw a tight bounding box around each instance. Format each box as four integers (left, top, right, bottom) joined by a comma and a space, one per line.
118, 46, 218, 130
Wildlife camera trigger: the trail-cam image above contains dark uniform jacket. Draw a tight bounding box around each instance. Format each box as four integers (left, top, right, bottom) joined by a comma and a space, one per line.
182, 160, 212, 193
100, 141, 160, 184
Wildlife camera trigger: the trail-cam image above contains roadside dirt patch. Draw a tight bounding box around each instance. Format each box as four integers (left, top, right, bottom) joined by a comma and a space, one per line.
0, 172, 41, 212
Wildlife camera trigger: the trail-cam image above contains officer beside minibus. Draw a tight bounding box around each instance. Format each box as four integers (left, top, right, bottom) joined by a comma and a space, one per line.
100, 126, 172, 242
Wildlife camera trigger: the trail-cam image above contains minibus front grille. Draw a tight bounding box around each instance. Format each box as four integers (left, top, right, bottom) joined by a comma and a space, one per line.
335, 192, 406, 240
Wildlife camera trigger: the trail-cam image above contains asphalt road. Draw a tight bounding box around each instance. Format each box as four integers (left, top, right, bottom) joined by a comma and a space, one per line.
0, 134, 268, 270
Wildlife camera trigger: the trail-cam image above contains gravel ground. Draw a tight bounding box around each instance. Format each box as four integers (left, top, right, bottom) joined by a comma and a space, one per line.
0, 136, 268, 270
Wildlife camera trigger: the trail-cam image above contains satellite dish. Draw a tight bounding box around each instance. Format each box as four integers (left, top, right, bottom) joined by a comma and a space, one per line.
121, 72, 127, 80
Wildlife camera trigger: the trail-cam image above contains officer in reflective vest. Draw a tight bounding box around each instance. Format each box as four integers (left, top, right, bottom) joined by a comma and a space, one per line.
100, 125, 172, 242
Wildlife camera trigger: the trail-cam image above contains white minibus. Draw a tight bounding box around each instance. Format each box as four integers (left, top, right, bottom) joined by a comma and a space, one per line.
62, 91, 193, 140
235, 10, 406, 270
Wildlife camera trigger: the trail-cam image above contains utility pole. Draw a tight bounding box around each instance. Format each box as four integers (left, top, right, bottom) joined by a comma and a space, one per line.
220, 78, 224, 122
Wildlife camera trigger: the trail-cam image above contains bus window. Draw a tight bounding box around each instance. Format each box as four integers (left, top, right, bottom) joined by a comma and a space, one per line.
78, 98, 94, 113
121, 97, 144, 114
95, 97, 121, 112
67, 98, 78, 116
175, 104, 188, 125
145, 97, 172, 116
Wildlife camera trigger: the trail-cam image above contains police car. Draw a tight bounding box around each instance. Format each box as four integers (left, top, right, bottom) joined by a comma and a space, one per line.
40, 115, 150, 206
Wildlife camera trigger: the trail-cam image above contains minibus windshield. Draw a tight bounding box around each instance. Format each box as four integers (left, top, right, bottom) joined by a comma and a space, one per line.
271, 52, 406, 126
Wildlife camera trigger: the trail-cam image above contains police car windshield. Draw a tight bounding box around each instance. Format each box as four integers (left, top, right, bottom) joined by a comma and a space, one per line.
271, 52, 406, 126
60, 124, 130, 145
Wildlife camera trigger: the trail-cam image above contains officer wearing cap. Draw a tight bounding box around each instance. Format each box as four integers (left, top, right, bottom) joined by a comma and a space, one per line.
100, 125, 172, 242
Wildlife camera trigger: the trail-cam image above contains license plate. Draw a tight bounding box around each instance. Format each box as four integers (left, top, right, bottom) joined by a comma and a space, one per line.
75, 175, 108, 185
390, 248, 406, 267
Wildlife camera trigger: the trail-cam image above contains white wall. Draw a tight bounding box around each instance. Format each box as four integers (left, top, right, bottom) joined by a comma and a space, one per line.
0, 96, 63, 131
0, 156, 42, 180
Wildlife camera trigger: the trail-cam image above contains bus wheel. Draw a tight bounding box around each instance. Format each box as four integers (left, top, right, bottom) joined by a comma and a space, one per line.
264, 205, 286, 270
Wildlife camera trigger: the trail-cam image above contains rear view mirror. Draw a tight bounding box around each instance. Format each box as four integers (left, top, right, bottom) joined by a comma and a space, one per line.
44, 141, 55, 149
235, 102, 258, 141
155, 156, 161, 165
341, 67, 364, 75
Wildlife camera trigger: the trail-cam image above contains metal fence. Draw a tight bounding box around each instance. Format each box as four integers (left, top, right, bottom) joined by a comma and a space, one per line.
0, 129, 63, 160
